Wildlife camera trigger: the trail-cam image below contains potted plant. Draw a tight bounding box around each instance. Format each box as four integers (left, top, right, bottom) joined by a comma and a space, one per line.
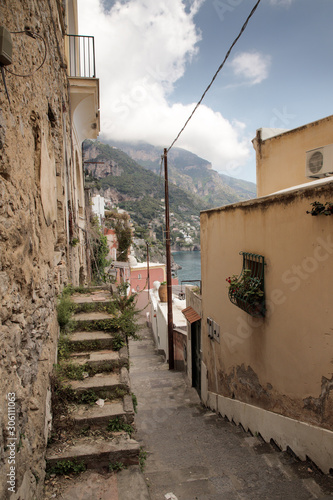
158, 281, 168, 302
226, 269, 264, 317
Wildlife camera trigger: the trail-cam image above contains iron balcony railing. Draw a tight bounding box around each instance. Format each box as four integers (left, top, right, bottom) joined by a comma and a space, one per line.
66, 34, 96, 78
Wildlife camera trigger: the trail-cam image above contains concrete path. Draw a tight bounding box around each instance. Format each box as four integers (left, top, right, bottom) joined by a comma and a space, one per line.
129, 320, 333, 500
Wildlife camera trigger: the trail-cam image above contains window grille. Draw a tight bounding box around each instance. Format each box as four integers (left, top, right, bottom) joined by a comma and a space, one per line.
228, 252, 265, 318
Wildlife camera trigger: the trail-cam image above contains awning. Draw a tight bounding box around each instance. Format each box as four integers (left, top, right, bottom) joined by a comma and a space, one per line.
181, 306, 201, 324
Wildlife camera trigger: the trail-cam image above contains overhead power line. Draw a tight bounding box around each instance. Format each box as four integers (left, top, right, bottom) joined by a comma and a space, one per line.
167, 0, 262, 153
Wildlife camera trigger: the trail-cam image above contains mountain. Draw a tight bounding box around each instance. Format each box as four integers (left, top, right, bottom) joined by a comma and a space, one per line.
106, 139, 257, 206
83, 140, 205, 249
83, 139, 257, 251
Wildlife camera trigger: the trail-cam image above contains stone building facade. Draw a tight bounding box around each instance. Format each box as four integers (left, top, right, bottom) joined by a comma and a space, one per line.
0, 1, 99, 498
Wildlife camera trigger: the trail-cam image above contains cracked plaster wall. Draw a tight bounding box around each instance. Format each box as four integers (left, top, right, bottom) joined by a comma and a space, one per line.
201, 183, 333, 432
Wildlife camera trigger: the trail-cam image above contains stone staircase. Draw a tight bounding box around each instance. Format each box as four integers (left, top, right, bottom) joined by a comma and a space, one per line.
45, 288, 150, 499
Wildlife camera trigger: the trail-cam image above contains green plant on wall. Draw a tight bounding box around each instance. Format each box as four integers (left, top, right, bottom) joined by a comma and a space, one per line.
107, 417, 134, 436
46, 459, 86, 476
70, 237, 80, 247
104, 211, 132, 262
306, 201, 333, 216
90, 215, 109, 281
57, 292, 75, 329
111, 282, 140, 338
114, 217, 132, 262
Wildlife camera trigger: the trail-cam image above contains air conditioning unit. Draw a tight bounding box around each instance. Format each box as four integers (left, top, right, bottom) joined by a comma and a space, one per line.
306, 144, 333, 179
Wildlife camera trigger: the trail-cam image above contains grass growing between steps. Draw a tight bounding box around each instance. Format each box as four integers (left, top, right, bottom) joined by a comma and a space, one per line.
132, 393, 138, 413
61, 284, 101, 295
59, 282, 141, 340
48, 374, 100, 443
107, 417, 134, 437
46, 458, 86, 477
48, 374, 132, 444
55, 362, 98, 381
57, 292, 75, 329
139, 448, 148, 472
49, 283, 139, 446
109, 461, 125, 472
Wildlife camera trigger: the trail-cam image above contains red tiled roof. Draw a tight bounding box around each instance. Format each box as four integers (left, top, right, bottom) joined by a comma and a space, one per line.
181, 306, 201, 324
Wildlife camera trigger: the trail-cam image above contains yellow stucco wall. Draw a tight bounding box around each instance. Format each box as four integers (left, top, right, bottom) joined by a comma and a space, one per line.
201, 181, 333, 429
254, 115, 333, 197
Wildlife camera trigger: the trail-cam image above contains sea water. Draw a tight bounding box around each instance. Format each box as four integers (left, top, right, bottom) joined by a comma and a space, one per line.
172, 251, 201, 285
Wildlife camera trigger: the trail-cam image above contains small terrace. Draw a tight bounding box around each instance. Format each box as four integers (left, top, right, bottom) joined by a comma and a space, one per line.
65, 34, 100, 142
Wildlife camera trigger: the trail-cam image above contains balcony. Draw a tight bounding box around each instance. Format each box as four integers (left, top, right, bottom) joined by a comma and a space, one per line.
67, 35, 96, 78
66, 34, 100, 144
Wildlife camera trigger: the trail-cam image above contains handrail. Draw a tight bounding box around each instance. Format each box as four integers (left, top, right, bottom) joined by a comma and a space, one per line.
66, 34, 96, 78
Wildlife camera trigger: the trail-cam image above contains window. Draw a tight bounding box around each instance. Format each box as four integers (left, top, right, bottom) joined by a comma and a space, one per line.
228, 252, 265, 318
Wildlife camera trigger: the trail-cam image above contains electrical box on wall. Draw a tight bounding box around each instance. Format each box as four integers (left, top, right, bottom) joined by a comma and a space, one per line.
207, 318, 213, 339
0, 26, 13, 66
213, 321, 220, 343
207, 317, 220, 343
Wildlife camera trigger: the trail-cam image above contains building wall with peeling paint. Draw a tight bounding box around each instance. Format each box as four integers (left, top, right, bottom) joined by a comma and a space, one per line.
253, 114, 333, 197
201, 181, 333, 434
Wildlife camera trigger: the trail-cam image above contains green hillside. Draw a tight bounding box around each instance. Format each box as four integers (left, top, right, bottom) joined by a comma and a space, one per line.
108, 139, 257, 206
83, 141, 207, 246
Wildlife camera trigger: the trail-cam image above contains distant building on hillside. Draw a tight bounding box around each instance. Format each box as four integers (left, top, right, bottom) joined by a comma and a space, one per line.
91, 194, 105, 225
104, 228, 117, 261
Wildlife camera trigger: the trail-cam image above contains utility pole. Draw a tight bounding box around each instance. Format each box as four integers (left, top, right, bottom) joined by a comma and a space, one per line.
163, 148, 174, 370
146, 241, 150, 292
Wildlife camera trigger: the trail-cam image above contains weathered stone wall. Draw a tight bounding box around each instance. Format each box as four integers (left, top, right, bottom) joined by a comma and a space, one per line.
0, 1, 80, 498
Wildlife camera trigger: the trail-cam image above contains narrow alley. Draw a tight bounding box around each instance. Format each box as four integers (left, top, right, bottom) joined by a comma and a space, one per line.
129, 316, 333, 500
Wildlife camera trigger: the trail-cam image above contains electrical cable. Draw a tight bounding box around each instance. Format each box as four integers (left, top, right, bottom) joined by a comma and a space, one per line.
167, 0, 262, 153
5, 30, 47, 77
0, 66, 11, 103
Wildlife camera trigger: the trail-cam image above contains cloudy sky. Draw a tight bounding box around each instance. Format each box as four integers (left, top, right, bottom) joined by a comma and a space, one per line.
78, 0, 333, 182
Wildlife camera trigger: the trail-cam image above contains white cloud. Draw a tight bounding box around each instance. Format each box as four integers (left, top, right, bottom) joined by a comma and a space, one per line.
230, 51, 271, 85
78, 0, 251, 174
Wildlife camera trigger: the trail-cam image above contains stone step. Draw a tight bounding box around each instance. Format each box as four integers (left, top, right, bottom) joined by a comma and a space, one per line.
71, 290, 112, 305
69, 346, 128, 371
71, 395, 135, 429
72, 311, 117, 331
68, 331, 119, 352
73, 311, 114, 321
71, 291, 114, 314
68, 368, 130, 398
44, 466, 150, 500
46, 435, 140, 471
